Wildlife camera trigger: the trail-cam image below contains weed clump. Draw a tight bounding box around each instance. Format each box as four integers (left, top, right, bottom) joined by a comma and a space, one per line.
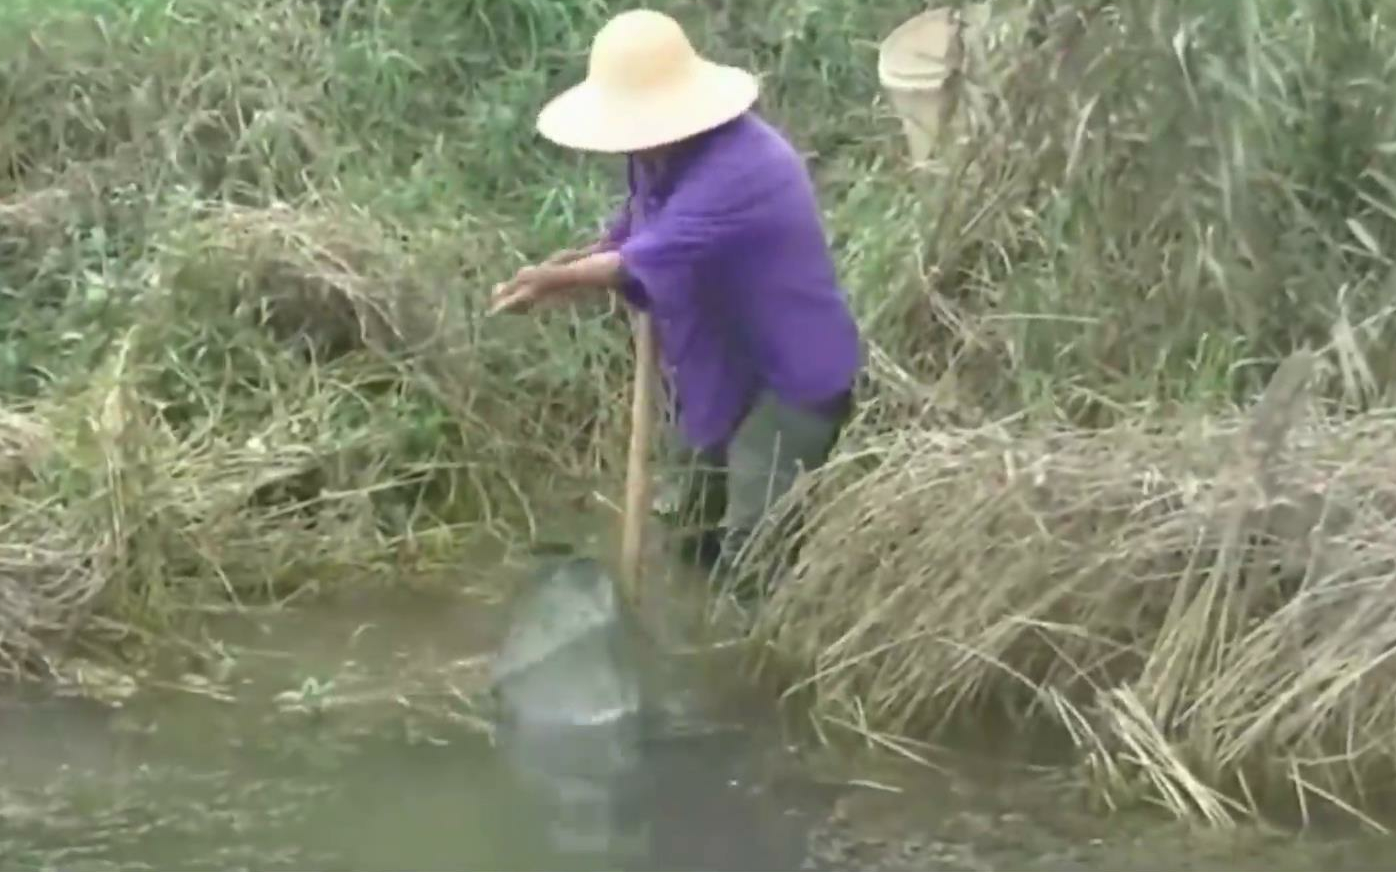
739, 0, 1396, 824
751, 355, 1396, 826
0, 0, 641, 672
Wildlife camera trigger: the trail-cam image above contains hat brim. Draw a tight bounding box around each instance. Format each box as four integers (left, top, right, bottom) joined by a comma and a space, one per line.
536, 61, 759, 153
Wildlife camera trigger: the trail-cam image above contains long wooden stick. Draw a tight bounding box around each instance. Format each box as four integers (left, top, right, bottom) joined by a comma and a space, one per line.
619, 309, 657, 605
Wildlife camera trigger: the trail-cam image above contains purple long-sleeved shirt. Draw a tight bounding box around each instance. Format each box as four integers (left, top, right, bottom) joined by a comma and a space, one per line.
600, 112, 861, 451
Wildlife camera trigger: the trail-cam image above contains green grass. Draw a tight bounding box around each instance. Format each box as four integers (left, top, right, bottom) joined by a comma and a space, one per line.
4, 0, 1396, 826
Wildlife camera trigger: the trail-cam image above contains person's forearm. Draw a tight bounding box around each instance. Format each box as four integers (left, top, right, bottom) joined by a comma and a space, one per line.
489, 250, 629, 315
534, 250, 626, 294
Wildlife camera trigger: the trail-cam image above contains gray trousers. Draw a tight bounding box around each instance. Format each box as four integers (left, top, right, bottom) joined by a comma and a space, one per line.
663, 390, 852, 584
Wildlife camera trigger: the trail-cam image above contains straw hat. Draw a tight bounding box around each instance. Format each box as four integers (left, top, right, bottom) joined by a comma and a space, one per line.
536, 9, 760, 153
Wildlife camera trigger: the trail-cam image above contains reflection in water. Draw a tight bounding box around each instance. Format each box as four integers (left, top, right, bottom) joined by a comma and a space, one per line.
499, 719, 648, 863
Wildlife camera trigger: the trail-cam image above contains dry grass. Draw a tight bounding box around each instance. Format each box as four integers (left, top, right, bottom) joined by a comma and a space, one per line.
0, 369, 417, 674
0, 178, 624, 676
184, 203, 412, 357
750, 354, 1396, 827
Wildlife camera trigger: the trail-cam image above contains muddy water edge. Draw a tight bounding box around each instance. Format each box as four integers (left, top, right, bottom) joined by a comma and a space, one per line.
1, 544, 1393, 871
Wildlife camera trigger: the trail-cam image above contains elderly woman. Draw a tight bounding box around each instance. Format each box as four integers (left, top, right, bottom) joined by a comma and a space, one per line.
490, 9, 861, 595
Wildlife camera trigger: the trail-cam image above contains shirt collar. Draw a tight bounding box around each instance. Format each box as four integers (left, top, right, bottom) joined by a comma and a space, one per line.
628, 114, 745, 200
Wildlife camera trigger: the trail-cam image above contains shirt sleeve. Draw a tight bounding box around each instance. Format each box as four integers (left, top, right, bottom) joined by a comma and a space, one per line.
616, 161, 761, 311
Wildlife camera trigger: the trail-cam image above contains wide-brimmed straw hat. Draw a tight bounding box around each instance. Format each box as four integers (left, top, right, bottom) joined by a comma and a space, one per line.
537, 9, 760, 153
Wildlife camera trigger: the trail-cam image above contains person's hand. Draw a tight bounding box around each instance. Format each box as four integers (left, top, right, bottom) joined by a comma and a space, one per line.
488, 246, 620, 315
489, 264, 550, 315
488, 244, 599, 315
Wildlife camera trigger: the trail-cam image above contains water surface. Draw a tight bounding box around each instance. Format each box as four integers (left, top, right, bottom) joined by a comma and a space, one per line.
2, 558, 1394, 871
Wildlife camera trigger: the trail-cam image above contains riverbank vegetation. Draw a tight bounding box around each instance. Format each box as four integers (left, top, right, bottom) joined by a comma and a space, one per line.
5, 0, 1396, 829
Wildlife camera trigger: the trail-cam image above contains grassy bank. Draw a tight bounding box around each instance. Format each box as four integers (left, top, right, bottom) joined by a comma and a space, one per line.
5, 0, 1396, 828
736, 0, 1396, 829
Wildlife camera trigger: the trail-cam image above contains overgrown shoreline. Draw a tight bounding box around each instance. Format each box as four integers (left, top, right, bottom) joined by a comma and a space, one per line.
752, 353, 1396, 831
5, 0, 1396, 828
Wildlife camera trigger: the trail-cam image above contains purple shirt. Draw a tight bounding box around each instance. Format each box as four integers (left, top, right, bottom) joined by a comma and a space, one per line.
600, 112, 862, 451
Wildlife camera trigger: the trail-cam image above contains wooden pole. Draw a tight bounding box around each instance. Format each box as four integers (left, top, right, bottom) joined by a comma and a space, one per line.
619, 309, 657, 606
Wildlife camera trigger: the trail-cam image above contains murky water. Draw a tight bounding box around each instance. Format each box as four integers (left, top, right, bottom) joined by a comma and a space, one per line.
2, 551, 1395, 871
0, 563, 828, 872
